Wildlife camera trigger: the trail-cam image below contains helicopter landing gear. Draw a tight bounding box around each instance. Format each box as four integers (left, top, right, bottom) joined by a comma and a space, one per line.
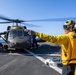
3, 44, 8, 51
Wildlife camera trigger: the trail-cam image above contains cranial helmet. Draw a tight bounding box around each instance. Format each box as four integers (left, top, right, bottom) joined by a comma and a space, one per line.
63, 20, 75, 30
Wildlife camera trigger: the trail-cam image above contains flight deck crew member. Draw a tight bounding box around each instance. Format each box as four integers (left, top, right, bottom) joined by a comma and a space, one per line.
25, 20, 76, 75
31, 35, 38, 49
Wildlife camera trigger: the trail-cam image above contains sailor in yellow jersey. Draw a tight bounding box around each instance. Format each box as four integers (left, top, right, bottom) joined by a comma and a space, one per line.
25, 20, 76, 75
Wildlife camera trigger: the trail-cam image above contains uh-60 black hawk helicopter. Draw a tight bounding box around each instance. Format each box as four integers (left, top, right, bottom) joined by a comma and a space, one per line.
0, 15, 40, 51
0, 15, 76, 51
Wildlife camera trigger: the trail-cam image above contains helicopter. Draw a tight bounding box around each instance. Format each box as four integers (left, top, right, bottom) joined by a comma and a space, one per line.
0, 15, 76, 51
0, 25, 32, 50
0, 16, 37, 50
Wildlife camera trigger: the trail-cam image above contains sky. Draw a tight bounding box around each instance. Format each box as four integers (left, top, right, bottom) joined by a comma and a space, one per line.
0, 0, 76, 35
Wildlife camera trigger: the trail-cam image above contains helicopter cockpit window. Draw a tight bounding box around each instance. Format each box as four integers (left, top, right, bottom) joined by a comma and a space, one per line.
9, 30, 17, 37
18, 30, 23, 36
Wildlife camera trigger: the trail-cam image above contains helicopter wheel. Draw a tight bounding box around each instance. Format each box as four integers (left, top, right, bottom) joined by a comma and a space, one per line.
3, 45, 8, 51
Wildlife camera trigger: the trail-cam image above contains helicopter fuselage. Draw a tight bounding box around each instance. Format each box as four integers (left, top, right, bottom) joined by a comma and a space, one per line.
5, 26, 32, 49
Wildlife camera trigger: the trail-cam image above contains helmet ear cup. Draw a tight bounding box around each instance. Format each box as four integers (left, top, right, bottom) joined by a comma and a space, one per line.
72, 25, 76, 31
70, 20, 75, 31
70, 24, 75, 31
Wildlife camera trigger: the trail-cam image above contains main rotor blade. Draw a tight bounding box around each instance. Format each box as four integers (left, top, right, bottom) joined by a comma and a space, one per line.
0, 15, 13, 21
0, 22, 12, 24
0, 15, 25, 23
1, 14, 76, 23
25, 17, 76, 22
22, 23, 41, 27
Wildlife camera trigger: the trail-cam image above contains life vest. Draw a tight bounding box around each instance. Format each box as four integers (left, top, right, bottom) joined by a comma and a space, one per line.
61, 32, 76, 65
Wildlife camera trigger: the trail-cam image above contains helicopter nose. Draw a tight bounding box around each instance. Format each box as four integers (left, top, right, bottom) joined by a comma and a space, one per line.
9, 42, 20, 48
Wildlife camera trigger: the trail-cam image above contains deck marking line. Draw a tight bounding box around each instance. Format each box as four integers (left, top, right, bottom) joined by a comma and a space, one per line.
25, 49, 62, 74
0, 59, 17, 72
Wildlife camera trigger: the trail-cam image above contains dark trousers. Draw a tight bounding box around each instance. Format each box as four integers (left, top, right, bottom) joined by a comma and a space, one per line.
62, 64, 76, 75
32, 40, 38, 49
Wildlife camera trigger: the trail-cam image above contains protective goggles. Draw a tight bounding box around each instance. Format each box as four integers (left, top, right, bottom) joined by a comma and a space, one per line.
63, 25, 70, 29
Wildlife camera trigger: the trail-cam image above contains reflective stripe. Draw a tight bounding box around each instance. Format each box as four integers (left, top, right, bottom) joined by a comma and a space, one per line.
74, 66, 76, 75
68, 59, 76, 62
